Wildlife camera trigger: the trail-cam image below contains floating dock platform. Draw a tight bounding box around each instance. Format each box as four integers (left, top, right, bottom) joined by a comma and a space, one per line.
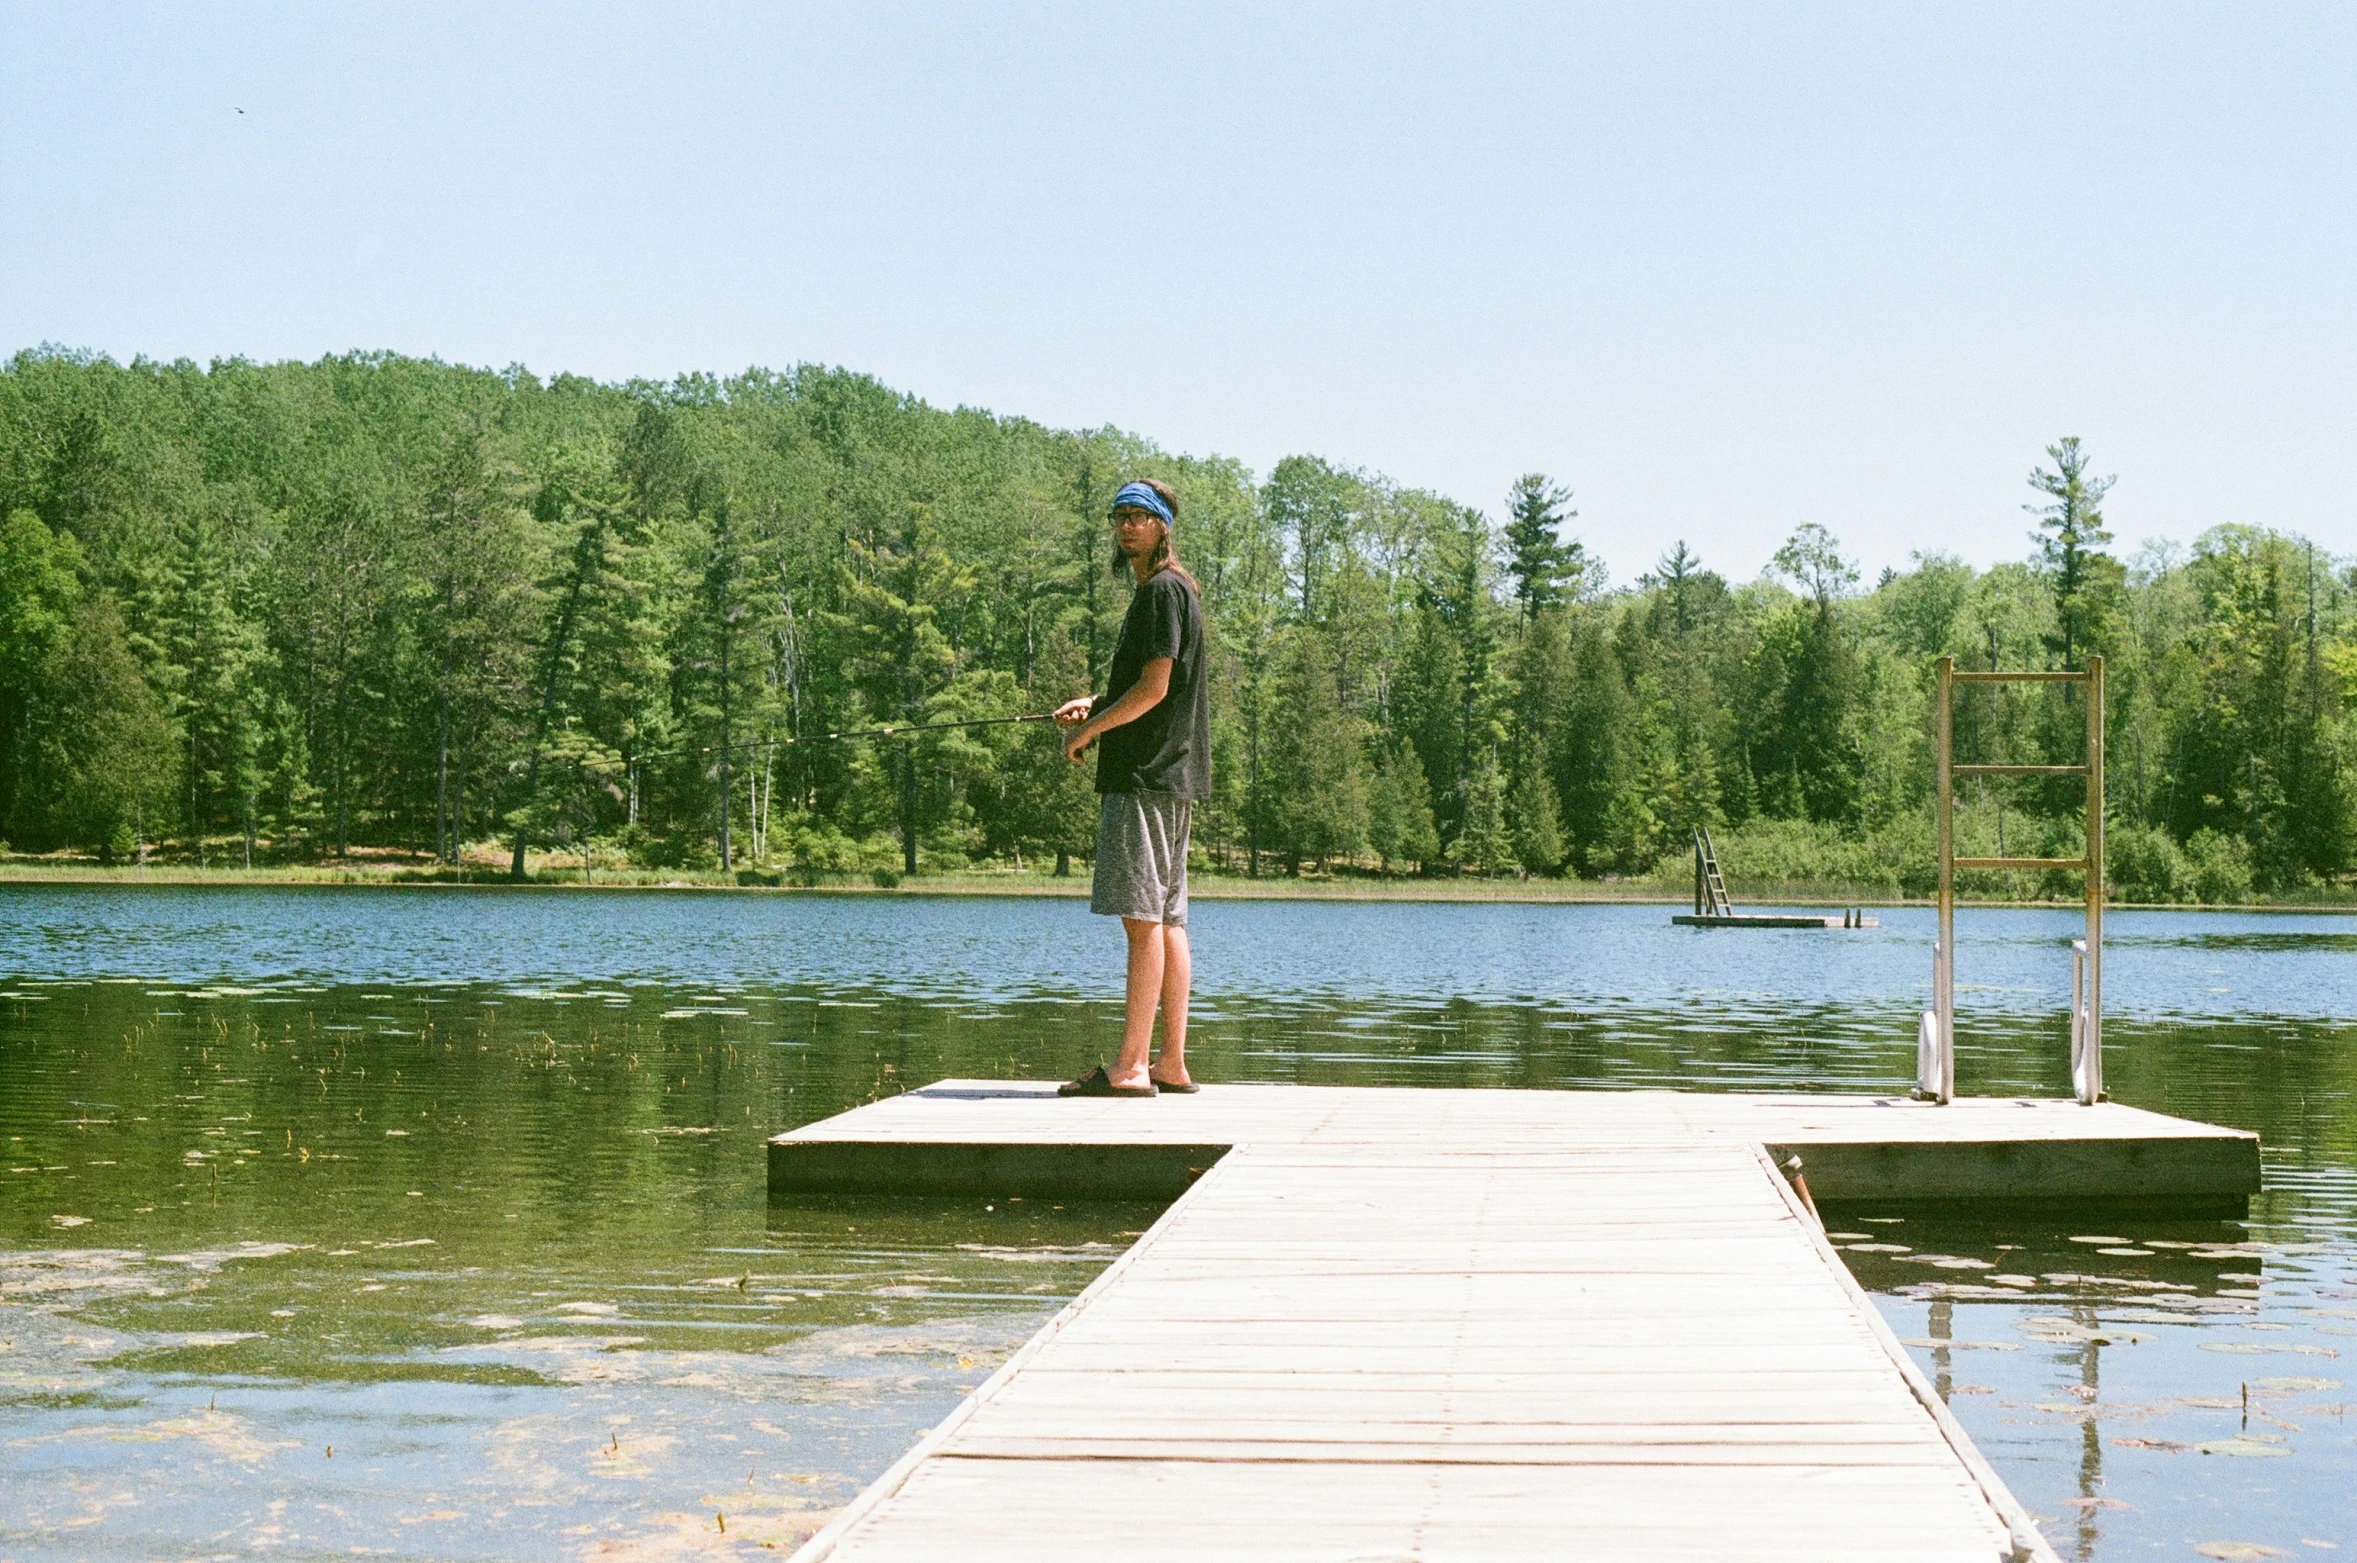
1673, 911, 1880, 928
773, 1083, 2258, 1562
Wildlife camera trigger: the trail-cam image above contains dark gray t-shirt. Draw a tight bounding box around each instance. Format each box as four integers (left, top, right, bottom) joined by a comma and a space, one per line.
1094, 569, 1210, 800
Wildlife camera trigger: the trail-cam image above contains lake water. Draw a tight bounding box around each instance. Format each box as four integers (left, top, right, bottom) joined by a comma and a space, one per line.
1, 886, 2351, 1560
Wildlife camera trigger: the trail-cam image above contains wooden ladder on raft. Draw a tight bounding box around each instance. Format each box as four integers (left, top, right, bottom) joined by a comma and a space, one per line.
1691, 826, 1732, 917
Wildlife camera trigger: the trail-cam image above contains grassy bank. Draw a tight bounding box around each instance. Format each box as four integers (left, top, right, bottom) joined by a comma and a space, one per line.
0, 856, 1669, 901
6, 853, 2356, 911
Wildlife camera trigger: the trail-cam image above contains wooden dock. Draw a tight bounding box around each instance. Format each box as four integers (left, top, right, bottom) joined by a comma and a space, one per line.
775, 1084, 2257, 1562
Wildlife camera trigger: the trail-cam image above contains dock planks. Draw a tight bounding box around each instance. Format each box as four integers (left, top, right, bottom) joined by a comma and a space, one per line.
779, 1084, 2257, 1561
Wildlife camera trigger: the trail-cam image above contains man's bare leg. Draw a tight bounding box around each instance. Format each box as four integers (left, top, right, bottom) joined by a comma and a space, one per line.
1150, 923, 1191, 1086
1111, 917, 1164, 1090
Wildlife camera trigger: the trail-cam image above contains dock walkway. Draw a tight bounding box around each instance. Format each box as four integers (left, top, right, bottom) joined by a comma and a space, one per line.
775, 1085, 2257, 1562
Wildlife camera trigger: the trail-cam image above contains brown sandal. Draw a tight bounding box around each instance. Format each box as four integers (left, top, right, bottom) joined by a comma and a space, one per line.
1057, 1065, 1155, 1099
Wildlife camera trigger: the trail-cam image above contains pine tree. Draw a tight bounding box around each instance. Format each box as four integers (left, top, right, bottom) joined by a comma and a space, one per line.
2025, 437, 2120, 669
507, 458, 620, 876
836, 501, 975, 874
1453, 750, 1511, 874
1507, 761, 1564, 875
1264, 456, 1360, 623
0, 509, 83, 834
156, 508, 266, 864
1556, 616, 1635, 872
997, 625, 1097, 874
1502, 474, 1585, 620
1368, 737, 1440, 872
1262, 628, 1370, 871
1757, 525, 1863, 824
14, 592, 179, 855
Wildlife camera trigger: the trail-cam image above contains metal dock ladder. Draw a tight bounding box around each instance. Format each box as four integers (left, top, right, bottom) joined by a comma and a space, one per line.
1919, 654, 2106, 1106
1691, 826, 1732, 917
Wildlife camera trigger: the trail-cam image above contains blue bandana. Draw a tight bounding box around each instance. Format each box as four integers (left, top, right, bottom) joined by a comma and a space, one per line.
1109, 481, 1174, 526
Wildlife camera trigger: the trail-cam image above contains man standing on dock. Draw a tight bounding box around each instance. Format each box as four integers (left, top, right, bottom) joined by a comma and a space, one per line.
1052, 478, 1210, 1098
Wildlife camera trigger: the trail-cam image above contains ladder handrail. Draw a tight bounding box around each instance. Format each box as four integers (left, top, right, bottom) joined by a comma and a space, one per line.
1928, 656, 2105, 1106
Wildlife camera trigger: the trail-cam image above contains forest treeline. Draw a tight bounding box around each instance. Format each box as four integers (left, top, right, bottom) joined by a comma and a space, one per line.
1, 347, 2349, 901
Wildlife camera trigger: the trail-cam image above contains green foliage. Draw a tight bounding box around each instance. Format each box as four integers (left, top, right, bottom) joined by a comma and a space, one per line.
1452, 751, 1511, 874
2184, 826, 2256, 904
1697, 815, 1936, 897
0, 509, 80, 690
1508, 760, 1564, 875
1367, 738, 1440, 871
1, 352, 2350, 903
1257, 628, 1370, 871
1502, 474, 1585, 620
0, 508, 83, 830
992, 626, 1098, 873
2106, 821, 2192, 903
15, 591, 179, 853
2026, 437, 2120, 669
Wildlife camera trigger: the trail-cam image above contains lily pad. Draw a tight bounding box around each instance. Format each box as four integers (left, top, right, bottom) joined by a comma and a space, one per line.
2197, 1435, 2291, 1457
2020, 1316, 2154, 1345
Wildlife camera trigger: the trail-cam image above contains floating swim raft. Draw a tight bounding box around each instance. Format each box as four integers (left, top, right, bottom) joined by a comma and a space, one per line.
1673, 909, 1881, 929
1675, 825, 1879, 930
772, 1082, 2256, 1562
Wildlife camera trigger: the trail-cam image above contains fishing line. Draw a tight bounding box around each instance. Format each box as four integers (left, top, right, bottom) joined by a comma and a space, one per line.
615, 713, 1059, 768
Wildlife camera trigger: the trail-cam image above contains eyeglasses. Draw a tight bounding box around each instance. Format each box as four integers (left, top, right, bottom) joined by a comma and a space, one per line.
1112, 511, 1162, 529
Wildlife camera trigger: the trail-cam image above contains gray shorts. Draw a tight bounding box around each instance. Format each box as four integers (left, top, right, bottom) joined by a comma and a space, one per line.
1091, 793, 1192, 926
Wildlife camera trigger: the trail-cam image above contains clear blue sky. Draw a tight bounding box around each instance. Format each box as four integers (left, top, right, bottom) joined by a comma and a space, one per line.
3, 3, 2350, 585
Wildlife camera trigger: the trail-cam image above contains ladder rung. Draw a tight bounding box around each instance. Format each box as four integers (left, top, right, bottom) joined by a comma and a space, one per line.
1946, 670, 2091, 683
1952, 764, 2087, 776
1953, 856, 2089, 871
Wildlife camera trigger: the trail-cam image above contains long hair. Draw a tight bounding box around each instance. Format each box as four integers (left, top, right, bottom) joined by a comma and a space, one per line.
1112, 477, 1199, 593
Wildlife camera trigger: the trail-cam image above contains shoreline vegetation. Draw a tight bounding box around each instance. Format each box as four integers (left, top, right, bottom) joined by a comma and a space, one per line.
7, 844, 2351, 913
4, 352, 2353, 910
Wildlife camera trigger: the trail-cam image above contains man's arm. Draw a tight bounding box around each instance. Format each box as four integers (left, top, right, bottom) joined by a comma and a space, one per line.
1065, 657, 1172, 763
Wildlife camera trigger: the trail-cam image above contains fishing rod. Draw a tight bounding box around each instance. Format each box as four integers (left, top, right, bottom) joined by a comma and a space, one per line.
779, 712, 1055, 746
619, 712, 1059, 768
